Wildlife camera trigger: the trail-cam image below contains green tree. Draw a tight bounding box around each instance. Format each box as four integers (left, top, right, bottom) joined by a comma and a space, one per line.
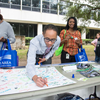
59, 0, 100, 33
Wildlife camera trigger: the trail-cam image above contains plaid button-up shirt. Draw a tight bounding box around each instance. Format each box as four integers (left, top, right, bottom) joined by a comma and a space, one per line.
59, 29, 82, 56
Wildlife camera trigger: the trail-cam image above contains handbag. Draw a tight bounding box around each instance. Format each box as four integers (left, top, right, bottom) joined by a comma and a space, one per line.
0, 39, 18, 67
55, 30, 66, 56
75, 45, 88, 62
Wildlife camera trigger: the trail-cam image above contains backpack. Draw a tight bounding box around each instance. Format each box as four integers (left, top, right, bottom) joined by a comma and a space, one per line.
58, 93, 84, 100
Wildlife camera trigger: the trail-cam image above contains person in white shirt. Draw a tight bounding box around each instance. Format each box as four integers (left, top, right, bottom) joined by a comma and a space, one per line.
26, 24, 61, 87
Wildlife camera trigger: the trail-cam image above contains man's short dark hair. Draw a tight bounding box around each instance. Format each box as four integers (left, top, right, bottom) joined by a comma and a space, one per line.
0, 14, 3, 20
43, 24, 58, 35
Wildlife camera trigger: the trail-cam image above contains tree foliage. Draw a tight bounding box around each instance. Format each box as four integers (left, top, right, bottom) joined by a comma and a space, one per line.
59, 0, 100, 33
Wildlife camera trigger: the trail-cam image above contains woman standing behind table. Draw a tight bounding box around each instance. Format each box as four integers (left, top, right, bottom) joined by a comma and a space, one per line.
0, 14, 15, 49
91, 33, 100, 62
59, 17, 82, 63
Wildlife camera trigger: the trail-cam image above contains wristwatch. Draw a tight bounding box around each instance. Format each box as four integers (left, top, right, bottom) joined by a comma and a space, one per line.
45, 58, 48, 61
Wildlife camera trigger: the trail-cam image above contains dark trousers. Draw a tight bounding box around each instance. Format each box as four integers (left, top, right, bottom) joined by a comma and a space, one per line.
61, 50, 76, 63
36, 54, 52, 65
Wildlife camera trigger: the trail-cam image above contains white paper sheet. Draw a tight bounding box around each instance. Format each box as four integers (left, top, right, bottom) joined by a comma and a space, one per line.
63, 65, 77, 71
0, 67, 76, 95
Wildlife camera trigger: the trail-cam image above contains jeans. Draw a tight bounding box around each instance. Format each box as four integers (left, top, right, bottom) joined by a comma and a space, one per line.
94, 50, 100, 62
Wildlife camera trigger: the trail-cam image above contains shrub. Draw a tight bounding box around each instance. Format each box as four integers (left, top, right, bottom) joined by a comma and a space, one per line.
25, 37, 33, 45
82, 39, 94, 44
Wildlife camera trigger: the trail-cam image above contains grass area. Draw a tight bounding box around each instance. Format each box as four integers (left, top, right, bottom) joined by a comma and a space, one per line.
83, 45, 95, 56
17, 49, 28, 60
17, 45, 95, 60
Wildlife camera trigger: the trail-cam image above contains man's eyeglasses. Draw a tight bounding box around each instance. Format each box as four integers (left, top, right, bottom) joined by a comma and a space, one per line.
44, 38, 57, 43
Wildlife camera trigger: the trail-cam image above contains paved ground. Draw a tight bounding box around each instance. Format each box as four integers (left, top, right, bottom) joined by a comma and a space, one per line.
19, 55, 95, 66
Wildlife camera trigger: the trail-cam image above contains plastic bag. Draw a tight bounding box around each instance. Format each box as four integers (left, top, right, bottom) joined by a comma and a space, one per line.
75, 45, 88, 62
55, 44, 64, 56
55, 30, 66, 56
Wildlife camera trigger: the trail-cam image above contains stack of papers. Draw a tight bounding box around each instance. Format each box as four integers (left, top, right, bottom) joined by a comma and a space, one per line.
63, 65, 77, 72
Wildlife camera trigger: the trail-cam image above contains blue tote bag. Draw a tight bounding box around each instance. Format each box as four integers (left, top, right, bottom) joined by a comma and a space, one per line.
75, 45, 88, 62
0, 39, 17, 67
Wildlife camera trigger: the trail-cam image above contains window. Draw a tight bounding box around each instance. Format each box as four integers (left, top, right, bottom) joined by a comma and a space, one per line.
22, 0, 31, 11
22, 0, 40, 11
86, 29, 100, 39
42, 0, 50, 13
0, 0, 10, 8
11, 0, 20, 9
10, 22, 37, 37
42, 0, 58, 14
57, 26, 65, 35
28, 24, 37, 37
32, 0, 40, 12
50, 0, 57, 14
59, 1, 73, 15
20, 24, 28, 36
0, 0, 9, 3
10, 23, 20, 36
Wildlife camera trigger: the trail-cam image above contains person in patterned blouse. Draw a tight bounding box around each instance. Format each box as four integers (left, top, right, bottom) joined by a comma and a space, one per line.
59, 17, 82, 63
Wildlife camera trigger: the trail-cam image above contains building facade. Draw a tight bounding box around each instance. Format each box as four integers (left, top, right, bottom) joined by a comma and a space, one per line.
0, 0, 100, 39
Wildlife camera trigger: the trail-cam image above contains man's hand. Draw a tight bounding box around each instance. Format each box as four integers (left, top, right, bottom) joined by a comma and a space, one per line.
32, 75, 47, 87
0, 37, 7, 42
39, 58, 47, 63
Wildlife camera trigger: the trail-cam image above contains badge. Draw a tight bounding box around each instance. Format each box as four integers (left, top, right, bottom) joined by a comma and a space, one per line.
66, 54, 69, 59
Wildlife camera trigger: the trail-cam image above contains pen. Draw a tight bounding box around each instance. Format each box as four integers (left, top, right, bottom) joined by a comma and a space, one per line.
42, 77, 48, 87
46, 83, 48, 87
38, 60, 41, 65
45, 78, 48, 87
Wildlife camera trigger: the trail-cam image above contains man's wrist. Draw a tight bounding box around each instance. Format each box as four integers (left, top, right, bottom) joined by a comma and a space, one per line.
32, 75, 38, 82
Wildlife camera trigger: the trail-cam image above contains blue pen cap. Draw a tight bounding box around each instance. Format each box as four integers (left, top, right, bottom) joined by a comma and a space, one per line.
36, 62, 42, 65
72, 74, 75, 78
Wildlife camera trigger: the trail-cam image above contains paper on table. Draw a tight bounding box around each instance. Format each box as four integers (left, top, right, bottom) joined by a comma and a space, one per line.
93, 65, 100, 68
78, 61, 95, 63
0, 67, 76, 96
35, 65, 40, 68
63, 65, 77, 71
92, 65, 100, 71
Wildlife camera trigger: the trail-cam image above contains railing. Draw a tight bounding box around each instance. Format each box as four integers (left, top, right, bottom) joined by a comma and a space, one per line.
42, 8, 57, 14
0, 2, 65, 15
11, 4, 20, 9
0, 2, 10, 8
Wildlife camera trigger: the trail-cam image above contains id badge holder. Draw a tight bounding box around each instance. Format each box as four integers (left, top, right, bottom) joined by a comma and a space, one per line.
66, 53, 70, 59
